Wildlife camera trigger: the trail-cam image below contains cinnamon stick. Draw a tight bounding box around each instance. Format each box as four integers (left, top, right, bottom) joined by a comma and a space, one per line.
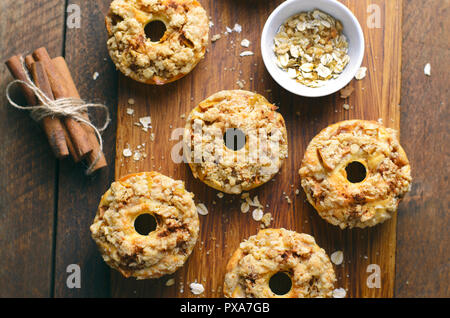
29, 62, 70, 159
5, 55, 37, 106
61, 123, 82, 162
52, 57, 107, 171
32, 47, 93, 160
24, 54, 81, 162
5, 55, 70, 159
24, 55, 35, 72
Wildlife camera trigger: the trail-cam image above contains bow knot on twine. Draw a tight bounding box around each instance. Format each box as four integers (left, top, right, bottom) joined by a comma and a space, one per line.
6, 59, 111, 175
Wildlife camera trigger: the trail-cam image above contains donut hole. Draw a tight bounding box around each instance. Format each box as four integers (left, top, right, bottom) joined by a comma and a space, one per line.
134, 213, 158, 236
269, 272, 292, 295
345, 161, 367, 183
144, 20, 167, 42
223, 128, 246, 151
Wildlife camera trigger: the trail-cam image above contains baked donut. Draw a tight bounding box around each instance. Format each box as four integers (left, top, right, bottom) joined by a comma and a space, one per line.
224, 229, 336, 298
105, 0, 209, 85
90, 171, 199, 279
183, 90, 288, 194
299, 120, 412, 229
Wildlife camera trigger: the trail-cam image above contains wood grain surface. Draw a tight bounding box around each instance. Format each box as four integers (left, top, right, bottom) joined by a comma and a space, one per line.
53, 1, 117, 298
0, 0, 448, 298
395, 0, 450, 298
0, 0, 65, 297
113, 0, 402, 297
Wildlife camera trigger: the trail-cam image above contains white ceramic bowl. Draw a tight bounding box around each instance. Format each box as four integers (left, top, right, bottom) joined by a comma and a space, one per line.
261, 0, 365, 97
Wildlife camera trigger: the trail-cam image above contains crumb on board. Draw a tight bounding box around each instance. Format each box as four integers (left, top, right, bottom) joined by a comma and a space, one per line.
240, 39, 251, 47
211, 34, 221, 42
330, 251, 344, 265
260, 213, 272, 228
252, 208, 264, 221
332, 288, 347, 298
240, 51, 254, 57
196, 203, 208, 216
355, 67, 367, 80
122, 148, 132, 157
189, 282, 205, 295
424, 63, 431, 76
240, 202, 250, 213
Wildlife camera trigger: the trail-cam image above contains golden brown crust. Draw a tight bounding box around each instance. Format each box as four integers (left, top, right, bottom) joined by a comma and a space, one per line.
183, 90, 288, 194
223, 229, 336, 298
90, 171, 199, 279
106, 0, 209, 85
299, 120, 412, 229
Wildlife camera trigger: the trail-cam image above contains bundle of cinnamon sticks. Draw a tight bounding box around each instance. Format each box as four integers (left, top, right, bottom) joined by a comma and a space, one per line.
5, 47, 107, 173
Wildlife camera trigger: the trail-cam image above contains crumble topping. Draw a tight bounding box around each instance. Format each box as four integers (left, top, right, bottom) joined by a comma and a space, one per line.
106, 0, 209, 84
90, 172, 199, 279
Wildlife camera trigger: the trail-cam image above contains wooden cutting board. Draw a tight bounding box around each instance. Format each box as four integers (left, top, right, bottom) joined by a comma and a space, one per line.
113, 0, 402, 298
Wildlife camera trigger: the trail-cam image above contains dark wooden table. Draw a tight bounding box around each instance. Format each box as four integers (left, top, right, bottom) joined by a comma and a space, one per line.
0, 0, 448, 298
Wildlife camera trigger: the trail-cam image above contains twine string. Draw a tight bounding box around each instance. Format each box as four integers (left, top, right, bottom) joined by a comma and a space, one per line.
5, 60, 111, 175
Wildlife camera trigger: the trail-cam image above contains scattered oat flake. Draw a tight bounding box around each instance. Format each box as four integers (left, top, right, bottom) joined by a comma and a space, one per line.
343, 103, 350, 110
260, 213, 272, 228
211, 34, 221, 42
252, 208, 264, 221
251, 196, 262, 208
333, 288, 347, 298
330, 251, 344, 265
123, 148, 132, 157
233, 23, 242, 33
216, 192, 224, 199
355, 67, 367, 80
126, 108, 134, 116
92, 72, 99, 80
196, 203, 208, 216
240, 39, 250, 47
424, 63, 431, 76
128, 98, 135, 105
240, 51, 254, 57
190, 282, 205, 295
133, 151, 141, 161
241, 192, 250, 199
209, 21, 214, 28
139, 116, 152, 131
244, 196, 253, 206
240, 202, 250, 213
225, 26, 233, 33
165, 278, 175, 287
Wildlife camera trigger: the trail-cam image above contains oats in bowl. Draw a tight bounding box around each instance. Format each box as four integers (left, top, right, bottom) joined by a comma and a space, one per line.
273, 9, 350, 88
